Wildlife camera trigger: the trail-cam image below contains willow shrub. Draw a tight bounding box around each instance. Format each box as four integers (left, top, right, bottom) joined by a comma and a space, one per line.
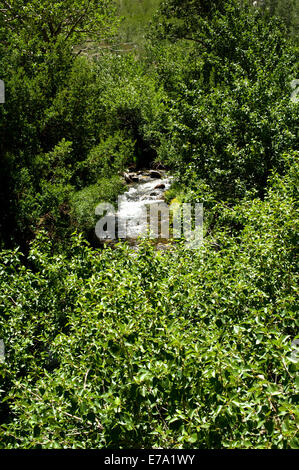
0, 153, 298, 449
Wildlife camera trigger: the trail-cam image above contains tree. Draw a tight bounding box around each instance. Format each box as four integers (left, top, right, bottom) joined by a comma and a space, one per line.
151, 0, 232, 45
0, 0, 120, 50
243, 0, 298, 39
263, 0, 298, 38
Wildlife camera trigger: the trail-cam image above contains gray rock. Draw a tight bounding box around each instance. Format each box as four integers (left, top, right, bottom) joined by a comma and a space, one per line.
129, 173, 139, 183
149, 170, 162, 179
124, 172, 132, 183
124, 172, 139, 183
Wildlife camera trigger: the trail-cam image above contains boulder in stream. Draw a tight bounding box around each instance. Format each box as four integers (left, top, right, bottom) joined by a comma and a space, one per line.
124, 172, 139, 183
154, 183, 166, 190
149, 170, 162, 179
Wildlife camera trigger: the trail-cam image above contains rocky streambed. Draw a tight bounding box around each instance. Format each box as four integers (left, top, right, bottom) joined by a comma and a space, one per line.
118, 169, 173, 245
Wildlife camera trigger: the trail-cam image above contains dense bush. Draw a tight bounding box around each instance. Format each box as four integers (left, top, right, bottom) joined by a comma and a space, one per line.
1, 0, 297, 247
0, 46, 166, 247
0, 0, 298, 449
150, 0, 298, 200
0, 152, 298, 448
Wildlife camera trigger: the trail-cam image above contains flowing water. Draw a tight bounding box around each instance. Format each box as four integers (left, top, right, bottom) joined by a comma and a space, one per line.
116, 171, 173, 245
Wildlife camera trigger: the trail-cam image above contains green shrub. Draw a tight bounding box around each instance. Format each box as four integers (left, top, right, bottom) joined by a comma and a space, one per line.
0, 152, 297, 449
76, 132, 136, 186
70, 177, 125, 236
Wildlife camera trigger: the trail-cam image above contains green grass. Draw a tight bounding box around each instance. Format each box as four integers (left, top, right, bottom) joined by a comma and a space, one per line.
117, 0, 161, 45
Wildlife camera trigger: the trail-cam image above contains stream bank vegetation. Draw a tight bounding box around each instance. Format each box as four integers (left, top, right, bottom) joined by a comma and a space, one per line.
0, 0, 298, 448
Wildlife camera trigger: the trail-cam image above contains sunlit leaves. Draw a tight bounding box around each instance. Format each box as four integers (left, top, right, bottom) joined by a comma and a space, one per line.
0, 154, 298, 448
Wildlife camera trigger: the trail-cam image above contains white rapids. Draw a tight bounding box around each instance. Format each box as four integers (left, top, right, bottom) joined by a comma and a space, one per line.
116, 172, 173, 241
